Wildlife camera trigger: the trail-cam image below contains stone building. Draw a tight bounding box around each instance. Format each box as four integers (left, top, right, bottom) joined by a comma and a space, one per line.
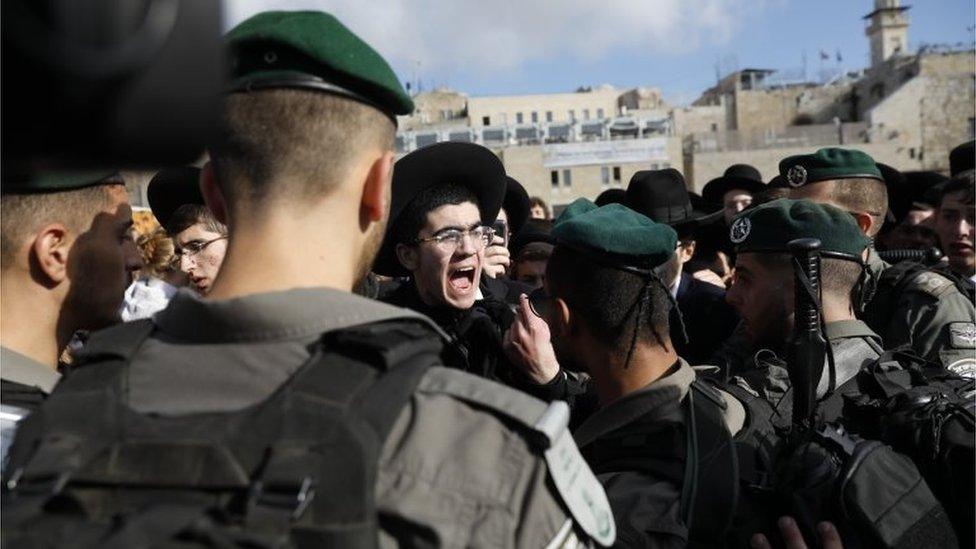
386, 0, 973, 205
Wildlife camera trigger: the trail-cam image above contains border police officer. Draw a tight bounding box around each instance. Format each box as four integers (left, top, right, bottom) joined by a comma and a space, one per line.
2, 11, 614, 548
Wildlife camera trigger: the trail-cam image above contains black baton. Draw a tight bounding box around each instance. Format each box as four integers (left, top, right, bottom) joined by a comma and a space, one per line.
788, 238, 827, 430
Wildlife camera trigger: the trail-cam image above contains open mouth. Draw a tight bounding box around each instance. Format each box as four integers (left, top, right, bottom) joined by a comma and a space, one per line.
949, 242, 974, 256
448, 266, 476, 293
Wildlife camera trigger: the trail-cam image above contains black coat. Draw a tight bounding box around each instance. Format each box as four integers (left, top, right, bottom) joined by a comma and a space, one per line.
671, 272, 740, 365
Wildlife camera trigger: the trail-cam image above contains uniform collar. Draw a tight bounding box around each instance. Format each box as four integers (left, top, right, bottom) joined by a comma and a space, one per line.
1, 346, 60, 393
824, 319, 881, 342
865, 246, 889, 277
154, 287, 439, 343
573, 358, 693, 448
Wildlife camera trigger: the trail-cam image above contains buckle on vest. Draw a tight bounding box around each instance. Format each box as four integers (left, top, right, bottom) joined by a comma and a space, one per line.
247, 476, 316, 520
4, 467, 70, 496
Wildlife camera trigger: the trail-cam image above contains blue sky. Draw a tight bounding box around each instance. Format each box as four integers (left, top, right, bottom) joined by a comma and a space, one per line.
227, 0, 975, 105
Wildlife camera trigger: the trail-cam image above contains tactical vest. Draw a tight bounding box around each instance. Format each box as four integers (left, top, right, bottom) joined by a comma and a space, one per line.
726, 352, 964, 549
2, 317, 443, 549
579, 379, 739, 548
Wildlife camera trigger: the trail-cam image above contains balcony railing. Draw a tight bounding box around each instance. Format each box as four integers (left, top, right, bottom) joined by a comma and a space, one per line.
396, 117, 672, 153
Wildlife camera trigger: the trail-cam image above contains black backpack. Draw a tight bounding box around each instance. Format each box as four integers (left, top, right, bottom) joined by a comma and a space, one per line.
2, 317, 443, 549
579, 379, 739, 548
822, 349, 975, 548
723, 354, 959, 549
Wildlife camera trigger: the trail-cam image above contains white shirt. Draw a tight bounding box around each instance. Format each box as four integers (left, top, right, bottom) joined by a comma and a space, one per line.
120, 277, 180, 321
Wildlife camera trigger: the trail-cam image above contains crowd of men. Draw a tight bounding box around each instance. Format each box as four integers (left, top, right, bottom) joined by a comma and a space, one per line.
0, 9, 974, 549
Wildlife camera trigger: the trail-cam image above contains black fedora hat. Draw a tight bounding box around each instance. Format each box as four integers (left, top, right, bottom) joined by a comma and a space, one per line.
903, 171, 950, 209
146, 166, 204, 229
688, 191, 720, 215
877, 163, 910, 224
625, 168, 721, 227
595, 188, 627, 207
373, 142, 506, 277
511, 218, 554, 257
503, 176, 531, 235
701, 164, 765, 205
950, 140, 974, 177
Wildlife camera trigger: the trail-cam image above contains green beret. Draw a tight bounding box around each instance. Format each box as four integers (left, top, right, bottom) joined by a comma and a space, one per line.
730, 198, 870, 259
554, 197, 598, 226
552, 198, 677, 272
777, 148, 882, 189
2, 171, 120, 195
226, 11, 413, 119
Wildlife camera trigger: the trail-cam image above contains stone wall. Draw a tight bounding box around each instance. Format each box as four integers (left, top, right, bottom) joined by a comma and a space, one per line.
671, 103, 728, 135
498, 137, 684, 208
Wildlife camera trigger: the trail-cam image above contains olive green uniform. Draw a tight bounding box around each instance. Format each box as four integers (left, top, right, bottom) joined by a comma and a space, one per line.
573, 360, 744, 547
118, 287, 613, 548
737, 320, 884, 415
865, 248, 976, 377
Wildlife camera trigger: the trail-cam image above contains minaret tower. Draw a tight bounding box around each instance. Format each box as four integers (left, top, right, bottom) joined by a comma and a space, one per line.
864, 0, 911, 67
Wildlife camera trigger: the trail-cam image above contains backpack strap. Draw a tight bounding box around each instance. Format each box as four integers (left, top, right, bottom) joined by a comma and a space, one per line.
684, 380, 739, 548
242, 319, 442, 549
579, 379, 739, 548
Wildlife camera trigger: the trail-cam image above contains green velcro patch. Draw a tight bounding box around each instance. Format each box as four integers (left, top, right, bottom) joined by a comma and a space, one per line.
910, 271, 954, 298
948, 322, 976, 349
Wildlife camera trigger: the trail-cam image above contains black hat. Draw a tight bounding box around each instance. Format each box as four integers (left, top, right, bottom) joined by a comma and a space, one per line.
877, 163, 910, 224
949, 140, 974, 177
595, 188, 626, 207
701, 164, 765, 205
373, 142, 506, 277
625, 169, 721, 227
903, 171, 949, 209
688, 191, 720, 215
503, 176, 531, 235
147, 166, 204, 228
511, 218, 554, 258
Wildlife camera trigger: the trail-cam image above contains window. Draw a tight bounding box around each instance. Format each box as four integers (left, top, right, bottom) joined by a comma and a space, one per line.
482, 116, 491, 126
551, 171, 559, 188
583, 109, 590, 120
546, 111, 553, 122
516, 112, 524, 124
568, 110, 576, 122
562, 169, 572, 187
597, 108, 604, 119
531, 111, 538, 123
711, 123, 718, 132
601, 167, 610, 185
612, 166, 621, 183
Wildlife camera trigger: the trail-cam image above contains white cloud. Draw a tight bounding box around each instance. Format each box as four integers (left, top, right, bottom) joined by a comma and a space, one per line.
224, 0, 763, 76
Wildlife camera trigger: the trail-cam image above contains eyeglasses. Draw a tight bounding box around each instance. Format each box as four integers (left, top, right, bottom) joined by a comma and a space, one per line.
528, 287, 553, 320
415, 226, 495, 253
174, 235, 227, 260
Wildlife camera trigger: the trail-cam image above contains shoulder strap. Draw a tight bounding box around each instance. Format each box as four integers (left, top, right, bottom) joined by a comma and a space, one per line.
684, 380, 739, 548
